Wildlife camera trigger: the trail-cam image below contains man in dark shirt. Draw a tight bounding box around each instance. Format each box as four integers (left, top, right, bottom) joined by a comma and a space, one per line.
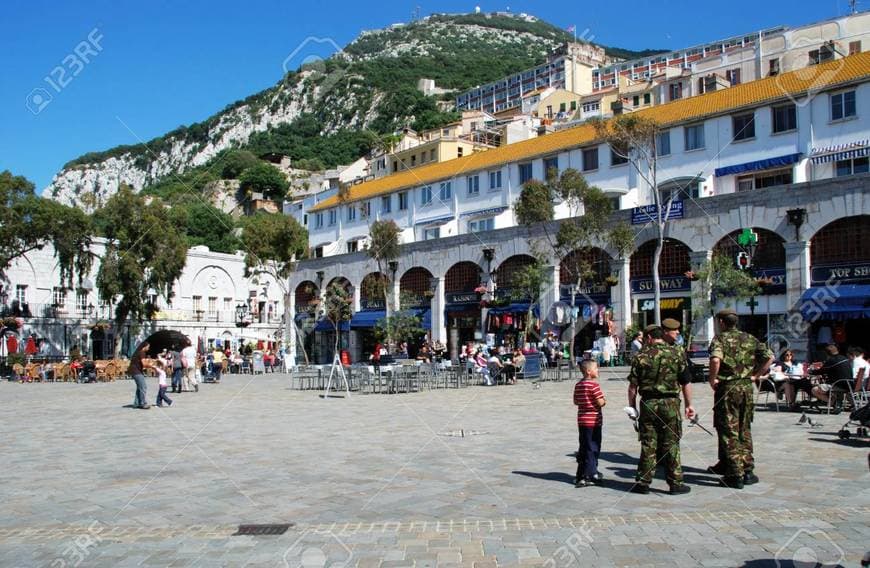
810, 344, 852, 410
130, 342, 151, 409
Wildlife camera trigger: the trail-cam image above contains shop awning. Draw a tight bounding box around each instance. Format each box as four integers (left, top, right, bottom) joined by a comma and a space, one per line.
407, 308, 432, 330
799, 284, 870, 320
714, 153, 802, 177
459, 206, 508, 219
349, 310, 386, 329
487, 303, 539, 317
810, 139, 869, 163
413, 215, 454, 227
446, 303, 479, 313
314, 318, 349, 332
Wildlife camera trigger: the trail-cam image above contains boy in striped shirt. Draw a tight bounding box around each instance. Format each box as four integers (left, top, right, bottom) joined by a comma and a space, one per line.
573, 360, 606, 487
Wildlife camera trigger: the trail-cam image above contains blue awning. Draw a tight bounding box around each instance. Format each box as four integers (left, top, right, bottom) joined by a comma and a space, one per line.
349, 310, 386, 329
799, 285, 870, 320
460, 206, 508, 218
811, 139, 869, 163
714, 153, 802, 177
487, 303, 539, 317
407, 308, 432, 330
314, 318, 349, 332
413, 215, 454, 226
446, 303, 479, 313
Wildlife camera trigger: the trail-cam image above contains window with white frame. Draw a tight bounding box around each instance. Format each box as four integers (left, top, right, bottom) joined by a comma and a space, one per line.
328, 209, 337, 226
76, 290, 89, 314
684, 123, 705, 151
439, 182, 452, 201
656, 131, 671, 156
421, 186, 432, 206
53, 287, 67, 309
835, 157, 869, 177
736, 168, 793, 192
725, 68, 741, 85
732, 112, 756, 141
347, 240, 359, 253
381, 195, 391, 213
314, 212, 324, 228
224, 297, 233, 315
669, 82, 683, 101
468, 217, 495, 233
208, 296, 217, 315
489, 170, 502, 190
15, 284, 27, 305
830, 90, 856, 121
192, 295, 202, 312
772, 104, 797, 133
313, 246, 324, 259
423, 227, 440, 240
467, 175, 480, 195
582, 101, 600, 113
398, 191, 409, 210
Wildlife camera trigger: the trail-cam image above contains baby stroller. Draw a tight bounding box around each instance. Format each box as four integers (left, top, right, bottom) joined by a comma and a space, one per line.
837, 385, 869, 439
200, 354, 219, 383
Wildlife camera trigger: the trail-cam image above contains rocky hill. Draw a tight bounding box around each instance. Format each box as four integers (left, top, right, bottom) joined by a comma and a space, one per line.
47, 12, 665, 207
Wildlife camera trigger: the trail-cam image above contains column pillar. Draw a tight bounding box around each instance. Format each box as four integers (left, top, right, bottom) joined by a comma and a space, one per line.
689, 250, 714, 345
391, 278, 401, 315
783, 240, 811, 359
540, 264, 560, 326
610, 257, 632, 340
288, 291, 297, 368
352, 285, 361, 313
431, 277, 447, 344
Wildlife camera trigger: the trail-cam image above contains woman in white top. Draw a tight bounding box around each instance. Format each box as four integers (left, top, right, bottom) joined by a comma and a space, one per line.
780, 350, 810, 410
848, 346, 870, 391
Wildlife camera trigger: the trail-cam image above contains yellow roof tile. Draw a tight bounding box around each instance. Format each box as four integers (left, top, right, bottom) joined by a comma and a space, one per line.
310, 52, 870, 213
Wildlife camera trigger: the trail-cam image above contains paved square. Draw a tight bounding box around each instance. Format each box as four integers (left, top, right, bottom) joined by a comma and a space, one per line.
0, 369, 867, 567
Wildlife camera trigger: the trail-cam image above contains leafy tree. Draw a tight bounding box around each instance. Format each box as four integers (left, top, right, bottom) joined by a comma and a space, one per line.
239, 163, 289, 200
219, 149, 260, 179
169, 201, 241, 253
510, 254, 548, 347
322, 282, 352, 359
240, 212, 308, 361
688, 254, 762, 344
593, 115, 672, 325
94, 186, 187, 354
365, 219, 401, 310
374, 312, 424, 351
514, 168, 635, 366
0, 170, 93, 287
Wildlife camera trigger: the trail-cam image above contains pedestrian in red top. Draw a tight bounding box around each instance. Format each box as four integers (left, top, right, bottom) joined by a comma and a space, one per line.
573, 360, 606, 487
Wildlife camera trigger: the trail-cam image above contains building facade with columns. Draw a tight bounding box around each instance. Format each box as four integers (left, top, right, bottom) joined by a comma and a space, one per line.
306, 53, 870, 259
289, 174, 870, 365
2, 241, 286, 360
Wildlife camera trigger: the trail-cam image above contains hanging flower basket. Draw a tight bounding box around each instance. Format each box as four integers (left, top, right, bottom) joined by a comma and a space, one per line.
684, 271, 699, 282
422, 290, 435, 299
473, 285, 488, 295
756, 276, 775, 287
604, 275, 619, 287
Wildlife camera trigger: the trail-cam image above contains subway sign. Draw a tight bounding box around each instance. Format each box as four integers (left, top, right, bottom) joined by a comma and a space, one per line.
630, 275, 691, 293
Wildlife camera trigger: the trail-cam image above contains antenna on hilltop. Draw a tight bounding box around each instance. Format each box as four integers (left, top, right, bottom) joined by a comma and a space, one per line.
411, 5, 421, 21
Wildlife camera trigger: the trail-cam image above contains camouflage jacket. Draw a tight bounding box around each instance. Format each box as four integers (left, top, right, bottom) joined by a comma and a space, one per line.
709, 329, 773, 381
628, 342, 686, 396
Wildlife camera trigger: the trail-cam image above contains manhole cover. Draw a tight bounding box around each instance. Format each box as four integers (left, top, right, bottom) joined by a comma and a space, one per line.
438, 429, 489, 437
234, 523, 294, 536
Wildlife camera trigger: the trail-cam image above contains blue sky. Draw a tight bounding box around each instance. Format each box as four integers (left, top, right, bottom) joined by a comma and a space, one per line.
0, 0, 854, 193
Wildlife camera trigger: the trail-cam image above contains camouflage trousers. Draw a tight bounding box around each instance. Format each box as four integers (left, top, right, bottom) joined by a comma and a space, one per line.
636, 398, 682, 485
714, 380, 755, 477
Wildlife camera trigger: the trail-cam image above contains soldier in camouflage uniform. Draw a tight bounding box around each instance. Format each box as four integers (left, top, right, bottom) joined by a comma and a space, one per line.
708, 309, 774, 489
627, 325, 695, 495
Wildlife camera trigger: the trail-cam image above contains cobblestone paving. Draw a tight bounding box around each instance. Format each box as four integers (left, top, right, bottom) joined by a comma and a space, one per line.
0, 369, 867, 567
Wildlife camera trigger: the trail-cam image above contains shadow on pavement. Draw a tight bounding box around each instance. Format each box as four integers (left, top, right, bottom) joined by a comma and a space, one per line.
807, 436, 870, 448
512, 471, 574, 485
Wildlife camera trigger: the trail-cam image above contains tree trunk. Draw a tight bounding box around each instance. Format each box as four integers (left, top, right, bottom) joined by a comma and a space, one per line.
569, 286, 577, 369
652, 231, 664, 326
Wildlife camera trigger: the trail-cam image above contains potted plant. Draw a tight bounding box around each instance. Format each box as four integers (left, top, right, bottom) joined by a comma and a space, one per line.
604, 275, 619, 287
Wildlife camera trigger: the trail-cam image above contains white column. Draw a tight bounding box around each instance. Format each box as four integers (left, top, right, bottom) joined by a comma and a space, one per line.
431, 277, 447, 344
610, 257, 632, 339
391, 278, 401, 314
783, 240, 811, 359
352, 285, 361, 313
540, 264, 559, 324
288, 292, 297, 368
689, 250, 714, 344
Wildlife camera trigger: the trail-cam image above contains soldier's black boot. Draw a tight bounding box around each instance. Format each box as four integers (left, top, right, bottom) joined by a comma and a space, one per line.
720, 476, 744, 489
706, 462, 726, 475
669, 483, 691, 495
630, 483, 650, 494
743, 472, 759, 485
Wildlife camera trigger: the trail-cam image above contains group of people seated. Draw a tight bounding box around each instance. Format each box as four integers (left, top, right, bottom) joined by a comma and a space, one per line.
763, 344, 868, 412
460, 343, 526, 386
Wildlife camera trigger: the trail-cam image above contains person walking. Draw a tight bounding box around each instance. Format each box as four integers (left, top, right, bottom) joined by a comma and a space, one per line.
707, 309, 773, 489
627, 325, 694, 495
155, 357, 173, 407
170, 348, 183, 393
181, 338, 198, 392
130, 342, 151, 409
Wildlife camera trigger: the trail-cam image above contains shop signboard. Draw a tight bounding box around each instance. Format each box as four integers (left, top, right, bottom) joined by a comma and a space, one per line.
811, 263, 870, 284
630, 275, 691, 293
631, 200, 684, 225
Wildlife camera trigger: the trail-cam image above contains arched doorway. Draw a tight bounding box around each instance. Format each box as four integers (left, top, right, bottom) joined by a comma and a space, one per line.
805, 215, 870, 357
399, 267, 434, 309
445, 261, 484, 359
294, 281, 319, 364
630, 239, 692, 328
713, 229, 787, 343
316, 277, 352, 364
354, 272, 389, 362
491, 254, 537, 351
560, 247, 614, 354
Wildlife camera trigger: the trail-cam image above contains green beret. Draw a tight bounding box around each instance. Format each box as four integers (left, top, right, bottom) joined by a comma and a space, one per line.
643, 324, 661, 334
662, 318, 681, 331
716, 308, 737, 318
